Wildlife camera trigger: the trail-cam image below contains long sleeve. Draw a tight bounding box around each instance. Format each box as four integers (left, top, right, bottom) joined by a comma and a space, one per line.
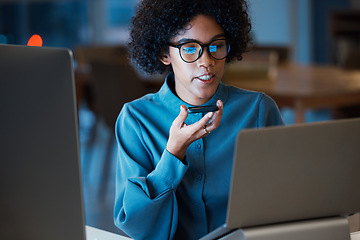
114, 103, 188, 240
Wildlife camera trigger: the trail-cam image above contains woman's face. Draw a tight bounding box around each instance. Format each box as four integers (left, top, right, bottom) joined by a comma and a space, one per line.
160, 15, 227, 106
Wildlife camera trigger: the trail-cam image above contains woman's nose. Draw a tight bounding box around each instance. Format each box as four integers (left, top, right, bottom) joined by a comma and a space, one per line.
197, 49, 215, 68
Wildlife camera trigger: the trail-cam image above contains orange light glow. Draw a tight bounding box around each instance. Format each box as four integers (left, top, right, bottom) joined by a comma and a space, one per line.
27, 34, 43, 47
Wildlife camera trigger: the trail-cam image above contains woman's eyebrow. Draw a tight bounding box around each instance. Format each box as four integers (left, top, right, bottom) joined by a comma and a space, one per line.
212, 33, 226, 40
177, 34, 226, 44
177, 38, 195, 44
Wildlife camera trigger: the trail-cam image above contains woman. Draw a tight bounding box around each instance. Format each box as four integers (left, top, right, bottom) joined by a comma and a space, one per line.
114, 0, 283, 239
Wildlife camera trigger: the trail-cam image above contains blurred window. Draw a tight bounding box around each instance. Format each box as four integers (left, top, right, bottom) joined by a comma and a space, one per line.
0, 0, 135, 48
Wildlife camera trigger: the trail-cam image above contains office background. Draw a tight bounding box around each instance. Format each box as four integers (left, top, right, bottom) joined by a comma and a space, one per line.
0, 0, 355, 64
1, 0, 359, 236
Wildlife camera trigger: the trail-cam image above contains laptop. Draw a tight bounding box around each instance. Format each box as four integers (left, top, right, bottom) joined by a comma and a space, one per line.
201, 118, 360, 239
0, 44, 85, 240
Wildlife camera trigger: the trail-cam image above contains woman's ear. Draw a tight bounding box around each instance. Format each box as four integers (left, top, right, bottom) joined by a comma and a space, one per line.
159, 51, 171, 66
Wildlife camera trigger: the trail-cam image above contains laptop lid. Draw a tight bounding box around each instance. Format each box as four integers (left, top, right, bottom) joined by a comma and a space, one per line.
227, 118, 360, 229
0, 44, 85, 240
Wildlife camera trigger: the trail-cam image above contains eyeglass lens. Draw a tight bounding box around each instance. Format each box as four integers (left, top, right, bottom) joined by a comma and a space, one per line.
180, 39, 228, 62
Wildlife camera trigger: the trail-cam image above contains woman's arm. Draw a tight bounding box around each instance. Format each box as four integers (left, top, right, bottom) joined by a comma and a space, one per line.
114, 101, 223, 239
114, 104, 188, 240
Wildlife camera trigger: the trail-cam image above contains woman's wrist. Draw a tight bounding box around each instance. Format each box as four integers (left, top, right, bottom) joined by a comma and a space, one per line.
166, 143, 186, 162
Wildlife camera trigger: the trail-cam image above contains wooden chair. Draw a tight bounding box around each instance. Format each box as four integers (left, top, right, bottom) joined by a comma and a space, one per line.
90, 60, 147, 131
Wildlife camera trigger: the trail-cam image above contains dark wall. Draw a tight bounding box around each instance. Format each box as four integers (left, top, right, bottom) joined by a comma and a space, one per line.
311, 0, 352, 64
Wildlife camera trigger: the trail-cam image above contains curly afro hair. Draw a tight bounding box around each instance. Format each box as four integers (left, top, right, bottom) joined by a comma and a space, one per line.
128, 0, 252, 75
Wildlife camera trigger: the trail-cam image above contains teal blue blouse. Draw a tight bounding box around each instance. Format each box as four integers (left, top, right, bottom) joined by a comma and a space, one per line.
114, 74, 283, 239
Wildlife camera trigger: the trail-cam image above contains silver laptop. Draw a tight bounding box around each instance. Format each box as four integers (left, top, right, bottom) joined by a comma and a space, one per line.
202, 118, 360, 239
0, 44, 85, 240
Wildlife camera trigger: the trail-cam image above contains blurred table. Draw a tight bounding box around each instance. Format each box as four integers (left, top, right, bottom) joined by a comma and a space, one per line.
224, 63, 360, 123
75, 62, 360, 124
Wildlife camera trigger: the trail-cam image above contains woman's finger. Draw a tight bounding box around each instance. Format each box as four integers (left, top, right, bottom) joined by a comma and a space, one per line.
172, 105, 188, 129
205, 100, 223, 131
194, 111, 214, 131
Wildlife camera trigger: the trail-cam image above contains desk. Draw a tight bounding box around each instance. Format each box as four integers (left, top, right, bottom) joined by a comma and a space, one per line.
86, 226, 131, 240
85, 226, 360, 240
224, 63, 360, 123
352, 231, 360, 240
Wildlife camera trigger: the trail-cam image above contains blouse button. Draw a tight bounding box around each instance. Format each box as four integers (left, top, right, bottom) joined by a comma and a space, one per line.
195, 144, 202, 149
193, 173, 203, 181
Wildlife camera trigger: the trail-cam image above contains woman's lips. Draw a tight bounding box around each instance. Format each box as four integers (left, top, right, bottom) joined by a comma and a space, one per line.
195, 74, 215, 84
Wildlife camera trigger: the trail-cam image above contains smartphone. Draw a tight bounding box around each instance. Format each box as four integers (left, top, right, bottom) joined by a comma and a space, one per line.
187, 105, 219, 114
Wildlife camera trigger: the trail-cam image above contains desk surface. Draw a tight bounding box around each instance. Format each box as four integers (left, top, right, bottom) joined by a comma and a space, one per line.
352, 231, 360, 240
86, 226, 131, 240
85, 226, 360, 240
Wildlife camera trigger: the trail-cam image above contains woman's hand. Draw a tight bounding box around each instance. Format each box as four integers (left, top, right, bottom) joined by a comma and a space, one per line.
166, 100, 223, 161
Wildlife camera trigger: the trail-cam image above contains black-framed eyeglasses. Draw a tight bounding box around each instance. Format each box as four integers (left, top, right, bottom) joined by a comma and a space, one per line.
169, 39, 230, 63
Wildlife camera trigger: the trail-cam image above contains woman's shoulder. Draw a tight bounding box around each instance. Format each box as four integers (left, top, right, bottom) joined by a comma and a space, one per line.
221, 83, 278, 107
220, 83, 283, 126
221, 83, 266, 98
116, 92, 161, 129
121, 92, 159, 113
128, 92, 157, 105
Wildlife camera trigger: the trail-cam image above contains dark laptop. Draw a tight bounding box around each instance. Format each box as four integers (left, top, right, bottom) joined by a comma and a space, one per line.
0, 44, 85, 240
